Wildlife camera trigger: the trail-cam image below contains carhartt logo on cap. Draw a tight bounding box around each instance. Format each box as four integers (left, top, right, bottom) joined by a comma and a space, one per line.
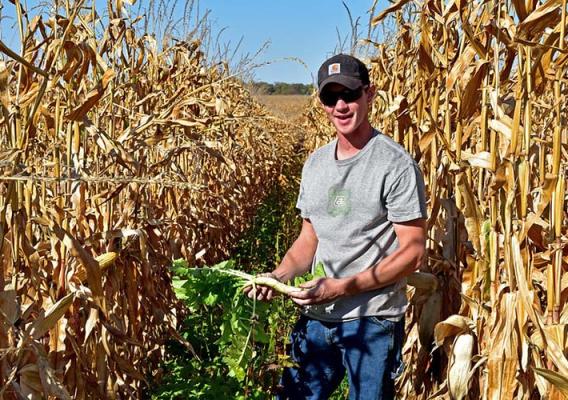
328, 63, 341, 75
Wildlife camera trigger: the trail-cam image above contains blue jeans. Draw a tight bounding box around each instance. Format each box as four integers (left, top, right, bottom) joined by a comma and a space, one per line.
278, 315, 404, 400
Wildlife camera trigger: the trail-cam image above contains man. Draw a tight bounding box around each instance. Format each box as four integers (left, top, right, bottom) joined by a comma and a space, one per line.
248, 54, 427, 399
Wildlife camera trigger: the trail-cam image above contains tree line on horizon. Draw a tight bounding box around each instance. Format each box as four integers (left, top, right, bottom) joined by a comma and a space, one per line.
248, 81, 315, 95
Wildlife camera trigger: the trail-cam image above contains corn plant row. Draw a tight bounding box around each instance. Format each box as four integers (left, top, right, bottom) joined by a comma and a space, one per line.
0, 1, 298, 398
302, 1, 568, 398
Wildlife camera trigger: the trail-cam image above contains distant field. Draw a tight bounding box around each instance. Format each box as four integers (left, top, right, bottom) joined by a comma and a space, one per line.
254, 94, 312, 121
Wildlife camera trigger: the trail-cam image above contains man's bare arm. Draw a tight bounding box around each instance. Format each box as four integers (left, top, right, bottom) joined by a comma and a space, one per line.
246, 218, 318, 301
342, 218, 426, 294
272, 218, 318, 283
289, 218, 426, 305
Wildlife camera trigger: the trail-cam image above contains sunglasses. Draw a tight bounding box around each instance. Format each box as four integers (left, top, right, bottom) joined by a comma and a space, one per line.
319, 86, 365, 107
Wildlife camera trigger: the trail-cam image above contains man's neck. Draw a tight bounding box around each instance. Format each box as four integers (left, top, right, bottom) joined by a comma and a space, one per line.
336, 122, 374, 160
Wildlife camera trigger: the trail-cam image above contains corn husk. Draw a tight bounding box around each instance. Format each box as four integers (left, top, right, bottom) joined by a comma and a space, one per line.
448, 333, 474, 400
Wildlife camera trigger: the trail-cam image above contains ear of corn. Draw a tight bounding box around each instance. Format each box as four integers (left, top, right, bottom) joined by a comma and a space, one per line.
448, 333, 474, 400
73, 252, 118, 283
407, 271, 439, 293
418, 290, 442, 348
29, 293, 75, 340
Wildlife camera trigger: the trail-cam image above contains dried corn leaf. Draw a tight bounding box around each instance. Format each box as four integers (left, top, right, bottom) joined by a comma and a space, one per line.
37, 354, 72, 400
0, 283, 19, 325
447, 46, 477, 91
459, 60, 489, 119
49, 222, 105, 305
512, 235, 568, 377
372, 0, 413, 25
516, 0, 563, 40
29, 293, 74, 339
434, 315, 473, 347
533, 367, 568, 397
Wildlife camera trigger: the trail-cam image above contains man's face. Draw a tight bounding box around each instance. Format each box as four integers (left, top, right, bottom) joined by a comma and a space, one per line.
319, 83, 374, 137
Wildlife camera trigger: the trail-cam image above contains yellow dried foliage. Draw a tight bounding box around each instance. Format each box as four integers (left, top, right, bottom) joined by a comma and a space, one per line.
302, 0, 568, 398
0, 1, 297, 398
1, 0, 568, 398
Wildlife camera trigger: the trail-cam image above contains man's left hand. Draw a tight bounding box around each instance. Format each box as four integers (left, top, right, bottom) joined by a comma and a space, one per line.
288, 278, 345, 305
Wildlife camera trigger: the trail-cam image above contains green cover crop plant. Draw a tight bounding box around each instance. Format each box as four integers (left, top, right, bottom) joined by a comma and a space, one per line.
161, 259, 325, 398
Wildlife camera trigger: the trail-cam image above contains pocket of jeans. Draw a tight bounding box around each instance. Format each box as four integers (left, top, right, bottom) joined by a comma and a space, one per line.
288, 317, 307, 361
366, 316, 395, 331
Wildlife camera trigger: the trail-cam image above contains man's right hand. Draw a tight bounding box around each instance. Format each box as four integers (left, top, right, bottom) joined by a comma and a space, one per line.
243, 273, 280, 301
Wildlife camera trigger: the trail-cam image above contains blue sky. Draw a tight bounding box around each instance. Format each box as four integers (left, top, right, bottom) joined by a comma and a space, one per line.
0, 1, 389, 84
197, 0, 387, 84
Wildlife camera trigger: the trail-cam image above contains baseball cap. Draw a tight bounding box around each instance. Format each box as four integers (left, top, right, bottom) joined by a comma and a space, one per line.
317, 54, 370, 92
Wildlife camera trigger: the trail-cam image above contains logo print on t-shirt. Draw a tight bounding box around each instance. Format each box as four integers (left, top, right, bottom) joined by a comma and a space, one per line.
327, 186, 351, 217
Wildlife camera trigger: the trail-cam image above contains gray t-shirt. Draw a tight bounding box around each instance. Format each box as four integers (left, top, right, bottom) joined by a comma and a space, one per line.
296, 130, 427, 321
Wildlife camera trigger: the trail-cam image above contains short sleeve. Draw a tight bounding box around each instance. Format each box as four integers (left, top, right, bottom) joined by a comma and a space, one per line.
296, 179, 310, 218
295, 159, 311, 218
385, 161, 427, 222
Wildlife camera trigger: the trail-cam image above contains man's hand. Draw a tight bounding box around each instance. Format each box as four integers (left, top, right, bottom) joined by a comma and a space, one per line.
288, 277, 345, 305
244, 218, 318, 302
243, 273, 279, 301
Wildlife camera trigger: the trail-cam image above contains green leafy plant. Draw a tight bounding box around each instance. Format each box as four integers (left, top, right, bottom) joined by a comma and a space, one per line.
151, 259, 298, 399
174, 259, 269, 378
294, 261, 326, 286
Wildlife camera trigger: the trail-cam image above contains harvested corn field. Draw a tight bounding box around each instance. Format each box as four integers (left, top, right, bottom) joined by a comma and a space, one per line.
253, 95, 312, 122
1, 0, 568, 399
